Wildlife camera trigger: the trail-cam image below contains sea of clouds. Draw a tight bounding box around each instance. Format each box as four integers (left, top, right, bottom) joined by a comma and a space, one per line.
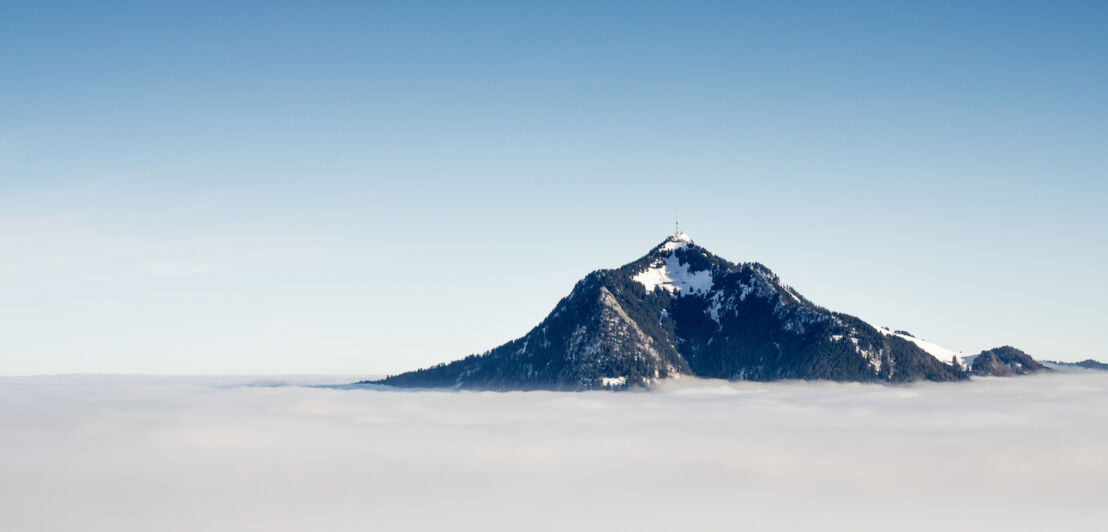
2, 372, 1107, 531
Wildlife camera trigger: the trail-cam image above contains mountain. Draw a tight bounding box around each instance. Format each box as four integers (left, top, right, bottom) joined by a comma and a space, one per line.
1042, 359, 1108, 371
1069, 359, 1107, 371
371, 233, 1045, 390
968, 346, 1049, 376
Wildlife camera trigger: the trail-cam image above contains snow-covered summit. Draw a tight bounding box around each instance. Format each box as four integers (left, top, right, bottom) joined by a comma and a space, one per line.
635, 233, 714, 295
659, 232, 694, 252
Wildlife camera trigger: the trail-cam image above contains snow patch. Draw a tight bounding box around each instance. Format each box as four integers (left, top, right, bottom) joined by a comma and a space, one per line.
601, 376, 627, 388
877, 327, 968, 367
633, 253, 713, 296
706, 291, 726, 323
661, 240, 688, 252
737, 272, 776, 302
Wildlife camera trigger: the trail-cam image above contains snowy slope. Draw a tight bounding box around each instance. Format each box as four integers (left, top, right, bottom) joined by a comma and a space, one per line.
877, 328, 972, 367
632, 251, 713, 295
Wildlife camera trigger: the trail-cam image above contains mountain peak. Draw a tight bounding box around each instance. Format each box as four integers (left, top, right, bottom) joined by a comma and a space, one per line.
658, 232, 695, 253
369, 231, 1032, 390
635, 233, 715, 295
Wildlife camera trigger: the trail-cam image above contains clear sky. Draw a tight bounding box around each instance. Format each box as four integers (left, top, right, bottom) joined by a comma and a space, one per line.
2, 1, 1105, 374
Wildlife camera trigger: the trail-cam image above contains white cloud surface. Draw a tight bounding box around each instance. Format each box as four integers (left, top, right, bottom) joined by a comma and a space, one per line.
2, 373, 1107, 531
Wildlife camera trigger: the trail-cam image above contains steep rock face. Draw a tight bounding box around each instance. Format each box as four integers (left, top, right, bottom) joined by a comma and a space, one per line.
373, 234, 971, 390
375, 278, 687, 390
971, 346, 1049, 376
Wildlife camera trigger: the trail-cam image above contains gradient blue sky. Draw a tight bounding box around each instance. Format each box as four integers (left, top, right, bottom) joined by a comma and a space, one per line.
2, 1, 1105, 374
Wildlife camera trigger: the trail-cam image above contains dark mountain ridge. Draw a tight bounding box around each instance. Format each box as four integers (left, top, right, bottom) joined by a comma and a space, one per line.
970, 346, 1048, 376
1041, 359, 1108, 371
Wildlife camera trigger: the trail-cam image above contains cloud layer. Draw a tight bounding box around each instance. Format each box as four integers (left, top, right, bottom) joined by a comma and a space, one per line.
2, 373, 1107, 531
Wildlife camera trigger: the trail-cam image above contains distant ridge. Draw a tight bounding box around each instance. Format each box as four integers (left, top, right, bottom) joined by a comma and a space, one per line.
1042, 359, 1108, 371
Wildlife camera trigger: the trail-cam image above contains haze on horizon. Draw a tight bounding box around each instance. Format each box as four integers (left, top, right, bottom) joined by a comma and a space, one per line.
2, 1, 1106, 375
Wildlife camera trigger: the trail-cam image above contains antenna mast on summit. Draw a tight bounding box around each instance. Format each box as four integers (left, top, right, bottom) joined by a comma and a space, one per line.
675, 211, 680, 237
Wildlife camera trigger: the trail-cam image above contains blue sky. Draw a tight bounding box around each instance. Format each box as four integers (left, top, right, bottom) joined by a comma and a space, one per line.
2, 1, 1105, 374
